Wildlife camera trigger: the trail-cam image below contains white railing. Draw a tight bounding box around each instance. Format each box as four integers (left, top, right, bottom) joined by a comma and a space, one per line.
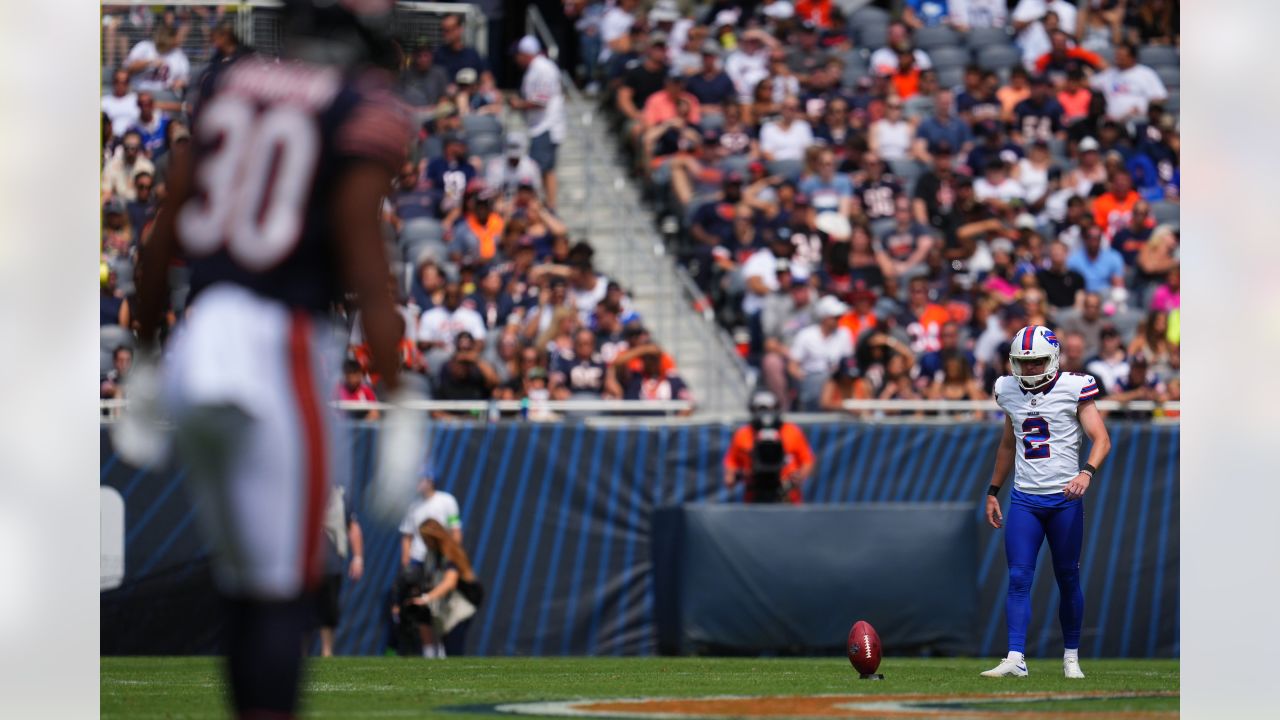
100, 398, 694, 418
840, 399, 1180, 414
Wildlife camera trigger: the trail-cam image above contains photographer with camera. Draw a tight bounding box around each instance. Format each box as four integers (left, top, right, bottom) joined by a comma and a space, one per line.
723, 390, 815, 504
393, 519, 483, 658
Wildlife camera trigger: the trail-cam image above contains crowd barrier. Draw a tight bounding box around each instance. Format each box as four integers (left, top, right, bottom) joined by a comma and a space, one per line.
100, 421, 1178, 658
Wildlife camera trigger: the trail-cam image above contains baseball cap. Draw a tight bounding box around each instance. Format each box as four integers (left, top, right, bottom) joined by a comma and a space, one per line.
649, 32, 670, 48
475, 185, 499, 202
990, 237, 1015, 255
762, 1, 795, 20
103, 198, 125, 215
456, 67, 478, 85
834, 355, 861, 380
514, 35, 541, 56
815, 212, 853, 241
1079, 136, 1101, 152
723, 170, 744, 185
816, 295, 850, 319
649, 7, 679, 23
1015, 213, 1038, 230
700, 39, 722, 56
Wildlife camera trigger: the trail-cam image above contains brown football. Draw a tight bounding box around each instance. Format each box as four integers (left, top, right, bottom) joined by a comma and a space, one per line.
847, 620, 882, 675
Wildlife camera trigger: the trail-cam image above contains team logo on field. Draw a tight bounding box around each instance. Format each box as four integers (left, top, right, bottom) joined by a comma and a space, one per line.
491, 691, 1178, 718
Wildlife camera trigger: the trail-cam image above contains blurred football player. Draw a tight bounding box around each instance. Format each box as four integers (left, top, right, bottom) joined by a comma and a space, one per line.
115, 1, 422, 716
981, 326, 1111, 680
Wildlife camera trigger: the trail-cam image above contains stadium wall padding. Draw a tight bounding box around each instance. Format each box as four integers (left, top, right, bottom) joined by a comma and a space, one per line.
100, 421, 1179, 658
651, 504, 978, 655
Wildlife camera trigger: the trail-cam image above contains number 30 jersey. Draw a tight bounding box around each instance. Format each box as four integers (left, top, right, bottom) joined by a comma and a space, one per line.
993, 372, 1100, 495
177, 56, 412, 314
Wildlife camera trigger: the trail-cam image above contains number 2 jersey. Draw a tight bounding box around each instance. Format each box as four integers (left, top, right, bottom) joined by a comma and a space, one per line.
178, 55, 412, 314
993, 372, 1100, 494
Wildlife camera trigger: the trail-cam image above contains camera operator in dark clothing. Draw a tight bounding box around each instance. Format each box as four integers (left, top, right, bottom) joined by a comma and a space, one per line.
722, 390, 816, 504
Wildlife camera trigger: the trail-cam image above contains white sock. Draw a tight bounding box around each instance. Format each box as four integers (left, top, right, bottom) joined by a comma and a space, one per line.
1064, 648, 1079, 661
1007, 651, 1025, 663
422, 644, 436, 658
435, 642, 447, 659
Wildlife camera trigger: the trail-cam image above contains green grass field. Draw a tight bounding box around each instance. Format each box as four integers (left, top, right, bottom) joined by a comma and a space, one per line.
102, 657, 1179, 719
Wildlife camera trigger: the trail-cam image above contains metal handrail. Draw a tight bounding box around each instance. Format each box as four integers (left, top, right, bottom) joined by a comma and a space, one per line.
840, 399, 1181, 413
100, 398, 693, 414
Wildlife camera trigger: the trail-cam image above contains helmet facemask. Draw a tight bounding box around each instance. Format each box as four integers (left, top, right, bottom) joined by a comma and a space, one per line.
1011, 351, 1060, 389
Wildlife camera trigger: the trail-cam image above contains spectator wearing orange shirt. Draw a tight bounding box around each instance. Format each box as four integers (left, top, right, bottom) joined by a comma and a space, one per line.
642, 69, 703, 130
890, 49, 923, 101
1091, 169, 1139, 238
899, 276, 951, 355
724, 391, 815, 505
838, 287, 878, 346
452, 187, 505, 263
794, 0, 834, 29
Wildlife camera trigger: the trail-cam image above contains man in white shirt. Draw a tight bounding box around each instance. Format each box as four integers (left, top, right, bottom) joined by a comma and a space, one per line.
484, 132, 544, 200
1011, 0, 1077, 70
974, 159, 1028, 210
1089, 43, 1168, 121
124, 25, 190, 95
789, 296, 854, 411
600, 0, 639, 64
948, 0, 1009, 31
870, 22, 933, 77
511, 36, 567, 209
759, 97, 814, 162
102, 69, 140, 138
724, 29, 777, 103
400, 472, 463, 569
418, 280, 488, 375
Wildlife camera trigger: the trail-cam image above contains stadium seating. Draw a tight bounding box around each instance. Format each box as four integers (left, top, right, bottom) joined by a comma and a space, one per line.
1151, 201, 1180, 226
1156, 65, 1180, 89
977, 45, 1021, 72
965, 27, 1013, 50
857, 23, 890, 49
937, 65, 965, 89
927, 46, 971, 71
847, 5, 891, 28
913, 25, 961, 51
1138, 45, 1179, 67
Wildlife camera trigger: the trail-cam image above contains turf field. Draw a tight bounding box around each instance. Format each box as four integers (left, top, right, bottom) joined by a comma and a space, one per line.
101, 656, 1179, 718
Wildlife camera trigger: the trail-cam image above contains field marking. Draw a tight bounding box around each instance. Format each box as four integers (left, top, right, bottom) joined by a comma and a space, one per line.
495, 691, 1179, 718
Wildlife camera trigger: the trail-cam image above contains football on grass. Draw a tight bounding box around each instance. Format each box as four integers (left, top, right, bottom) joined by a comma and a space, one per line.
847, 620, 882, 675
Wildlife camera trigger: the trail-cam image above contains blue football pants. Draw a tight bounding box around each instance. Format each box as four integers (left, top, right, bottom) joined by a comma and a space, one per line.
1004, 490, 1085, 653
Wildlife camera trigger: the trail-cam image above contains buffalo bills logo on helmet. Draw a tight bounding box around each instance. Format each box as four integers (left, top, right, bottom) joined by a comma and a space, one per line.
1043, 329, 1059, 348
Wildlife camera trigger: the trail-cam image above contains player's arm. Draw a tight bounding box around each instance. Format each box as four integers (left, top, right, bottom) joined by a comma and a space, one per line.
347, 516, 365, 581
986, 416, 1016, 529
333, 161, 403, 392
400, 532, 413, 568
1065, 400, 1111, 500
723, 430, 747, 487
134, 138, 194, 347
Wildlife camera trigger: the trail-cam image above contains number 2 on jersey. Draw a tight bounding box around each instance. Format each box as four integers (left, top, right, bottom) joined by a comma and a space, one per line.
1022, 417, 1051, 459
177, 95, 319, 270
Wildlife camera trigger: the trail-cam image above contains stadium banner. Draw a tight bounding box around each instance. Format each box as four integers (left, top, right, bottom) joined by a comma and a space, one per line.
100, 422, 1179, 658
651, 504, 978, 655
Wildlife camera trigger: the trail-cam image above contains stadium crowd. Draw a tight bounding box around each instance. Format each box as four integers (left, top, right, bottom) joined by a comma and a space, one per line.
99, 4, 694, 417
572, 0, 1179, 414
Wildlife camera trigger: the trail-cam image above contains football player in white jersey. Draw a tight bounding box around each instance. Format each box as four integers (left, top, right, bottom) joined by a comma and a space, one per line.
980, 325, 1111, 679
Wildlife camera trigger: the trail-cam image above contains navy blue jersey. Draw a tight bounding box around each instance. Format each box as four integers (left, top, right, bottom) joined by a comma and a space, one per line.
1013, 97, 1064, 142
550, 353, 608, 395
177, 56, 411, 314
859, 176, 902, 220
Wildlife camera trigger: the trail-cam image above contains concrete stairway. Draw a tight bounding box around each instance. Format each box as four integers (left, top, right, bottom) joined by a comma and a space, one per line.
546, 93, 753, 417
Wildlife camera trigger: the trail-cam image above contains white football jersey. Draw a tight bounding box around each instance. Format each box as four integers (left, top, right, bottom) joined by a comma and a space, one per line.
993, 372, 1100, 494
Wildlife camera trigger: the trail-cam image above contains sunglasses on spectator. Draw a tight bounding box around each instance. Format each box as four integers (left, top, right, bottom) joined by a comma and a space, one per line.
136, 180, 153, 189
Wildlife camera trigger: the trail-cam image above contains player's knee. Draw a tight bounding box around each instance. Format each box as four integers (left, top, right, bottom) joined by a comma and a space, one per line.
1053, 562, 1081, 586
1008, 564, 1035, 594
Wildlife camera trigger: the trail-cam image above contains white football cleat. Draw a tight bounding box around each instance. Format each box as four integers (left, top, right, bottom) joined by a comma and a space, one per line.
1064, 657, 1086, 679
980, 658, 1029, 677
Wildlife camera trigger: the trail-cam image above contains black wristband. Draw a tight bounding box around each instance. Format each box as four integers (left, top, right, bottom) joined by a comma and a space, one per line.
1081, 463, 1097, 476
987, 484, 1001, 497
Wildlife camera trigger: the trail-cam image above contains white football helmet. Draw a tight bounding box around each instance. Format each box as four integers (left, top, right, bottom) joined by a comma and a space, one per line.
1009, 325, 1061, 390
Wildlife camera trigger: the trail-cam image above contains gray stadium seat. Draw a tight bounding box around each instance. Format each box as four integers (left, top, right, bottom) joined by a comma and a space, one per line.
1150, 201, 1180, 226
101, 325, 134, 357
400, 217, 445, 245
1156, 65, 1179, 88
1138, 45, 1179, 67
719, 154, 753, 177
965, 27, 1013, 50
101, 350, 114, 376
889, 159, 924, 194
1093, 44, 1116, 67
937, 65, 965, 90
848, 5, 891, 28
468, 132, 504, 158
977, 45, 1021, 72
839, 49, 869, 73
913, 25, 961, 50
461, 114, 502, 137
927, 46, 971, 70
766, 158, 805, 182
842, 63, 869, 89
858, 23, 889, 49
1163, 90, 1180, 115
903, 95, 935, 121
404, 238, 448, 268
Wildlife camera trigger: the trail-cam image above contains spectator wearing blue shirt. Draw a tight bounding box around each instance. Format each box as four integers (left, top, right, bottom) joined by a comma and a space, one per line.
685, 41, 737, 111
798, 148, 855, 218
912, 90, 972, 163
434, 14, 491, 87
128, 92, 170, 159
1067, 222, 1125, 293
424, 135, 477, 217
